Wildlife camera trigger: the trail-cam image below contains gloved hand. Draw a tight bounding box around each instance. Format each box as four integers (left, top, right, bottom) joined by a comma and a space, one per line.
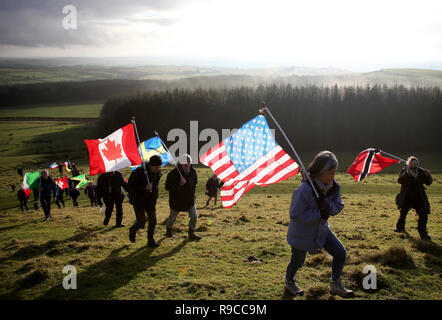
316, 196, 330, 220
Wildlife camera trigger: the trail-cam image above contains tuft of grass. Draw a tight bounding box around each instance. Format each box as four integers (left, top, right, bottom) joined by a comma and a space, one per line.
305, 286, 329, 300
369, 247, 416, 269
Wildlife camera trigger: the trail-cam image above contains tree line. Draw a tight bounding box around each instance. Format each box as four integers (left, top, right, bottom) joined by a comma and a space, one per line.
96, 84, 441, 154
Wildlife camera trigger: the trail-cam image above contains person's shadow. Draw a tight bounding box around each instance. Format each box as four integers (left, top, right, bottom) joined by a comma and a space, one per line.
36, 238, 188, 299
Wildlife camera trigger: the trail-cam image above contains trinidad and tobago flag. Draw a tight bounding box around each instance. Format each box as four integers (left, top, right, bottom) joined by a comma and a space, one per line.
347, 148, 399, 182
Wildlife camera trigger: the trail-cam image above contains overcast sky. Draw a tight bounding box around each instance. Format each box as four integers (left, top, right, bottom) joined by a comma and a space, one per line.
0, 0, 441, 70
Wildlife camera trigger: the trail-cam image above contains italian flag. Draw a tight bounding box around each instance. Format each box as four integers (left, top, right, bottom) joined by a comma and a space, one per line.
22, 171, 40, 190
84, 123, 141, 176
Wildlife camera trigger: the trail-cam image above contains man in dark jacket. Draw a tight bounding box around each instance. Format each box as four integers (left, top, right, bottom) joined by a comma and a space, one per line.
84, 182, 98, 207
55, 184, 65, 208
395, 156, 433, 240
165, 154, 201, 241
97, 171, 129, 227
39, 170, 57, 221
128, 155, 163, 247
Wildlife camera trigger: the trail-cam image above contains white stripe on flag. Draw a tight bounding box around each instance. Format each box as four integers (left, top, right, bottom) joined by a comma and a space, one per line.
202, 145, 225, 165
223, 146, 282, 186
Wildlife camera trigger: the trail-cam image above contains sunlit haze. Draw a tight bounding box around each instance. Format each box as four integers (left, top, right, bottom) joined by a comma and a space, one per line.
0, 0, 441, 71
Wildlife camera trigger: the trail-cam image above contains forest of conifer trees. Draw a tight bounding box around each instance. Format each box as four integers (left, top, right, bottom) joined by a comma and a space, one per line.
97, 84, 441, 154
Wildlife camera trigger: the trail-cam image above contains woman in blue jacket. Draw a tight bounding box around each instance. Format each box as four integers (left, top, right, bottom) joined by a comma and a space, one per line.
285, 151, 354, 298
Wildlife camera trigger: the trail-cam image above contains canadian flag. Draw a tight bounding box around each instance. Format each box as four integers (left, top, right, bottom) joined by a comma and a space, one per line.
84, 123, 142, 176
55, 176, 69, 190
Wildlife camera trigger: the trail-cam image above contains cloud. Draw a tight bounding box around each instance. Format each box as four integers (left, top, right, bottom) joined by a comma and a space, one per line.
0, 0, 202, 47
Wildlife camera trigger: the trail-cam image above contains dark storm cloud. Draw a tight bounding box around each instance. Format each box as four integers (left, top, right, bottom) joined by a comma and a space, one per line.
0, 0, 199, 47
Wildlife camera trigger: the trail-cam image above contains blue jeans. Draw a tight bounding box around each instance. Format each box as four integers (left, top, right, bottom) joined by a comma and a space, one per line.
285, 230, 347, 282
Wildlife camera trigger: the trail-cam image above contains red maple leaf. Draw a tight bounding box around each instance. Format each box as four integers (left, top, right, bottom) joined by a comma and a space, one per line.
101, 139, 123, 163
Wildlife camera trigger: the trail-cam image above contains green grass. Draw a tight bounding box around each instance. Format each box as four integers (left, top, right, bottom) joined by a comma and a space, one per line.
0, 118, 441, 300
0, 103, 103, 118
0, 168, 441, 300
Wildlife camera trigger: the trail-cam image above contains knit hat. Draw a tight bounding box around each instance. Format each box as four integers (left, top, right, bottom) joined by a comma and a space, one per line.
149, 155, 163, 166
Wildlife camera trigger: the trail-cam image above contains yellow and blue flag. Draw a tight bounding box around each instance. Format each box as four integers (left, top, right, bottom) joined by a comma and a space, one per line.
130, 136, 171, 170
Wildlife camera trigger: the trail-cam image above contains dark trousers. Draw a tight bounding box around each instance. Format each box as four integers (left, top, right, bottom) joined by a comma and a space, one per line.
19, 199, 29, 211
55, 196, 65, 208
40, 196, 51, 218
89, 196, 97, 207
396, 205, 428, 236
104, 198, 123, 225
130, 202, 157, 241
286, 231, 347, 282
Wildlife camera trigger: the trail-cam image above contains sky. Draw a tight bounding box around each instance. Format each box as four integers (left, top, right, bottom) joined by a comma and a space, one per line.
0, 0, 441, 71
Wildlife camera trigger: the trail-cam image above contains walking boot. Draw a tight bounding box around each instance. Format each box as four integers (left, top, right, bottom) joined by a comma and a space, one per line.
166, 227, 173, 238
330, 279, 354, 298
188, 229, 202, 241
103, 215, 110, 226
147, 238, 160, 248
129, 228, 136, 243
420, 232, 432, 241
285, 279, 304, 296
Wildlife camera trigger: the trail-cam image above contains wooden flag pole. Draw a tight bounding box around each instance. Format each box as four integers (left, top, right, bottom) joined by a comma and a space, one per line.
259, 102, 320, 198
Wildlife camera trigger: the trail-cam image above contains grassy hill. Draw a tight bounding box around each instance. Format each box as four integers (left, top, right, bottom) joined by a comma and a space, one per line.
0, 111, 441, 300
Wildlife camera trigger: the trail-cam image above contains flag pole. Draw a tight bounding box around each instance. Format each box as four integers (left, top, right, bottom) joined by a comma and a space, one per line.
131, 117, 151, 188
154, 130, 184, 179
259, 102, 320, 198
379, 150, 406, 163
379, 149, 425, 170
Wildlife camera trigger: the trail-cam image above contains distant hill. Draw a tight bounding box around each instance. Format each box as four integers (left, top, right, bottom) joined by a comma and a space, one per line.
0, 58, 440, 87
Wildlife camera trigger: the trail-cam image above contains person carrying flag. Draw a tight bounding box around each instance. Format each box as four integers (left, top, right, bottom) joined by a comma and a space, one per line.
285, 151, 354, 298
97, 170, 129, 227
165, 154, 202, 241
128, 155, 163, 247
394, 156, 433, 240
39, 170, 57, 221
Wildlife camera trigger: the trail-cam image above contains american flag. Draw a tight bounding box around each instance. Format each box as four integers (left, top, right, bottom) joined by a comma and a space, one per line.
200, 115, 299, 208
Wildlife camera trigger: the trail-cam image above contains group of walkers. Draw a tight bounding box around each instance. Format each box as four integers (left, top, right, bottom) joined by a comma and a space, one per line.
13, 151, 433, 298
15, 162, 100, 221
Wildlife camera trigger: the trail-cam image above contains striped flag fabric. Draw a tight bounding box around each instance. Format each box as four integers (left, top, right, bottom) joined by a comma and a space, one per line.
63, 161, 71, 172
200, 115, 299, 208
347, 148, 399, 182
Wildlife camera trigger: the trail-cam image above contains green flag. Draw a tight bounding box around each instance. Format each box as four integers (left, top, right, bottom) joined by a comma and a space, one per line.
22, 171, 40, 190
71, 174, 89, 189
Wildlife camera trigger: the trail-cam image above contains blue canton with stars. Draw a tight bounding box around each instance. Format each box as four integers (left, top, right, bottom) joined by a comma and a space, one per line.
223, 115, 276, 173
